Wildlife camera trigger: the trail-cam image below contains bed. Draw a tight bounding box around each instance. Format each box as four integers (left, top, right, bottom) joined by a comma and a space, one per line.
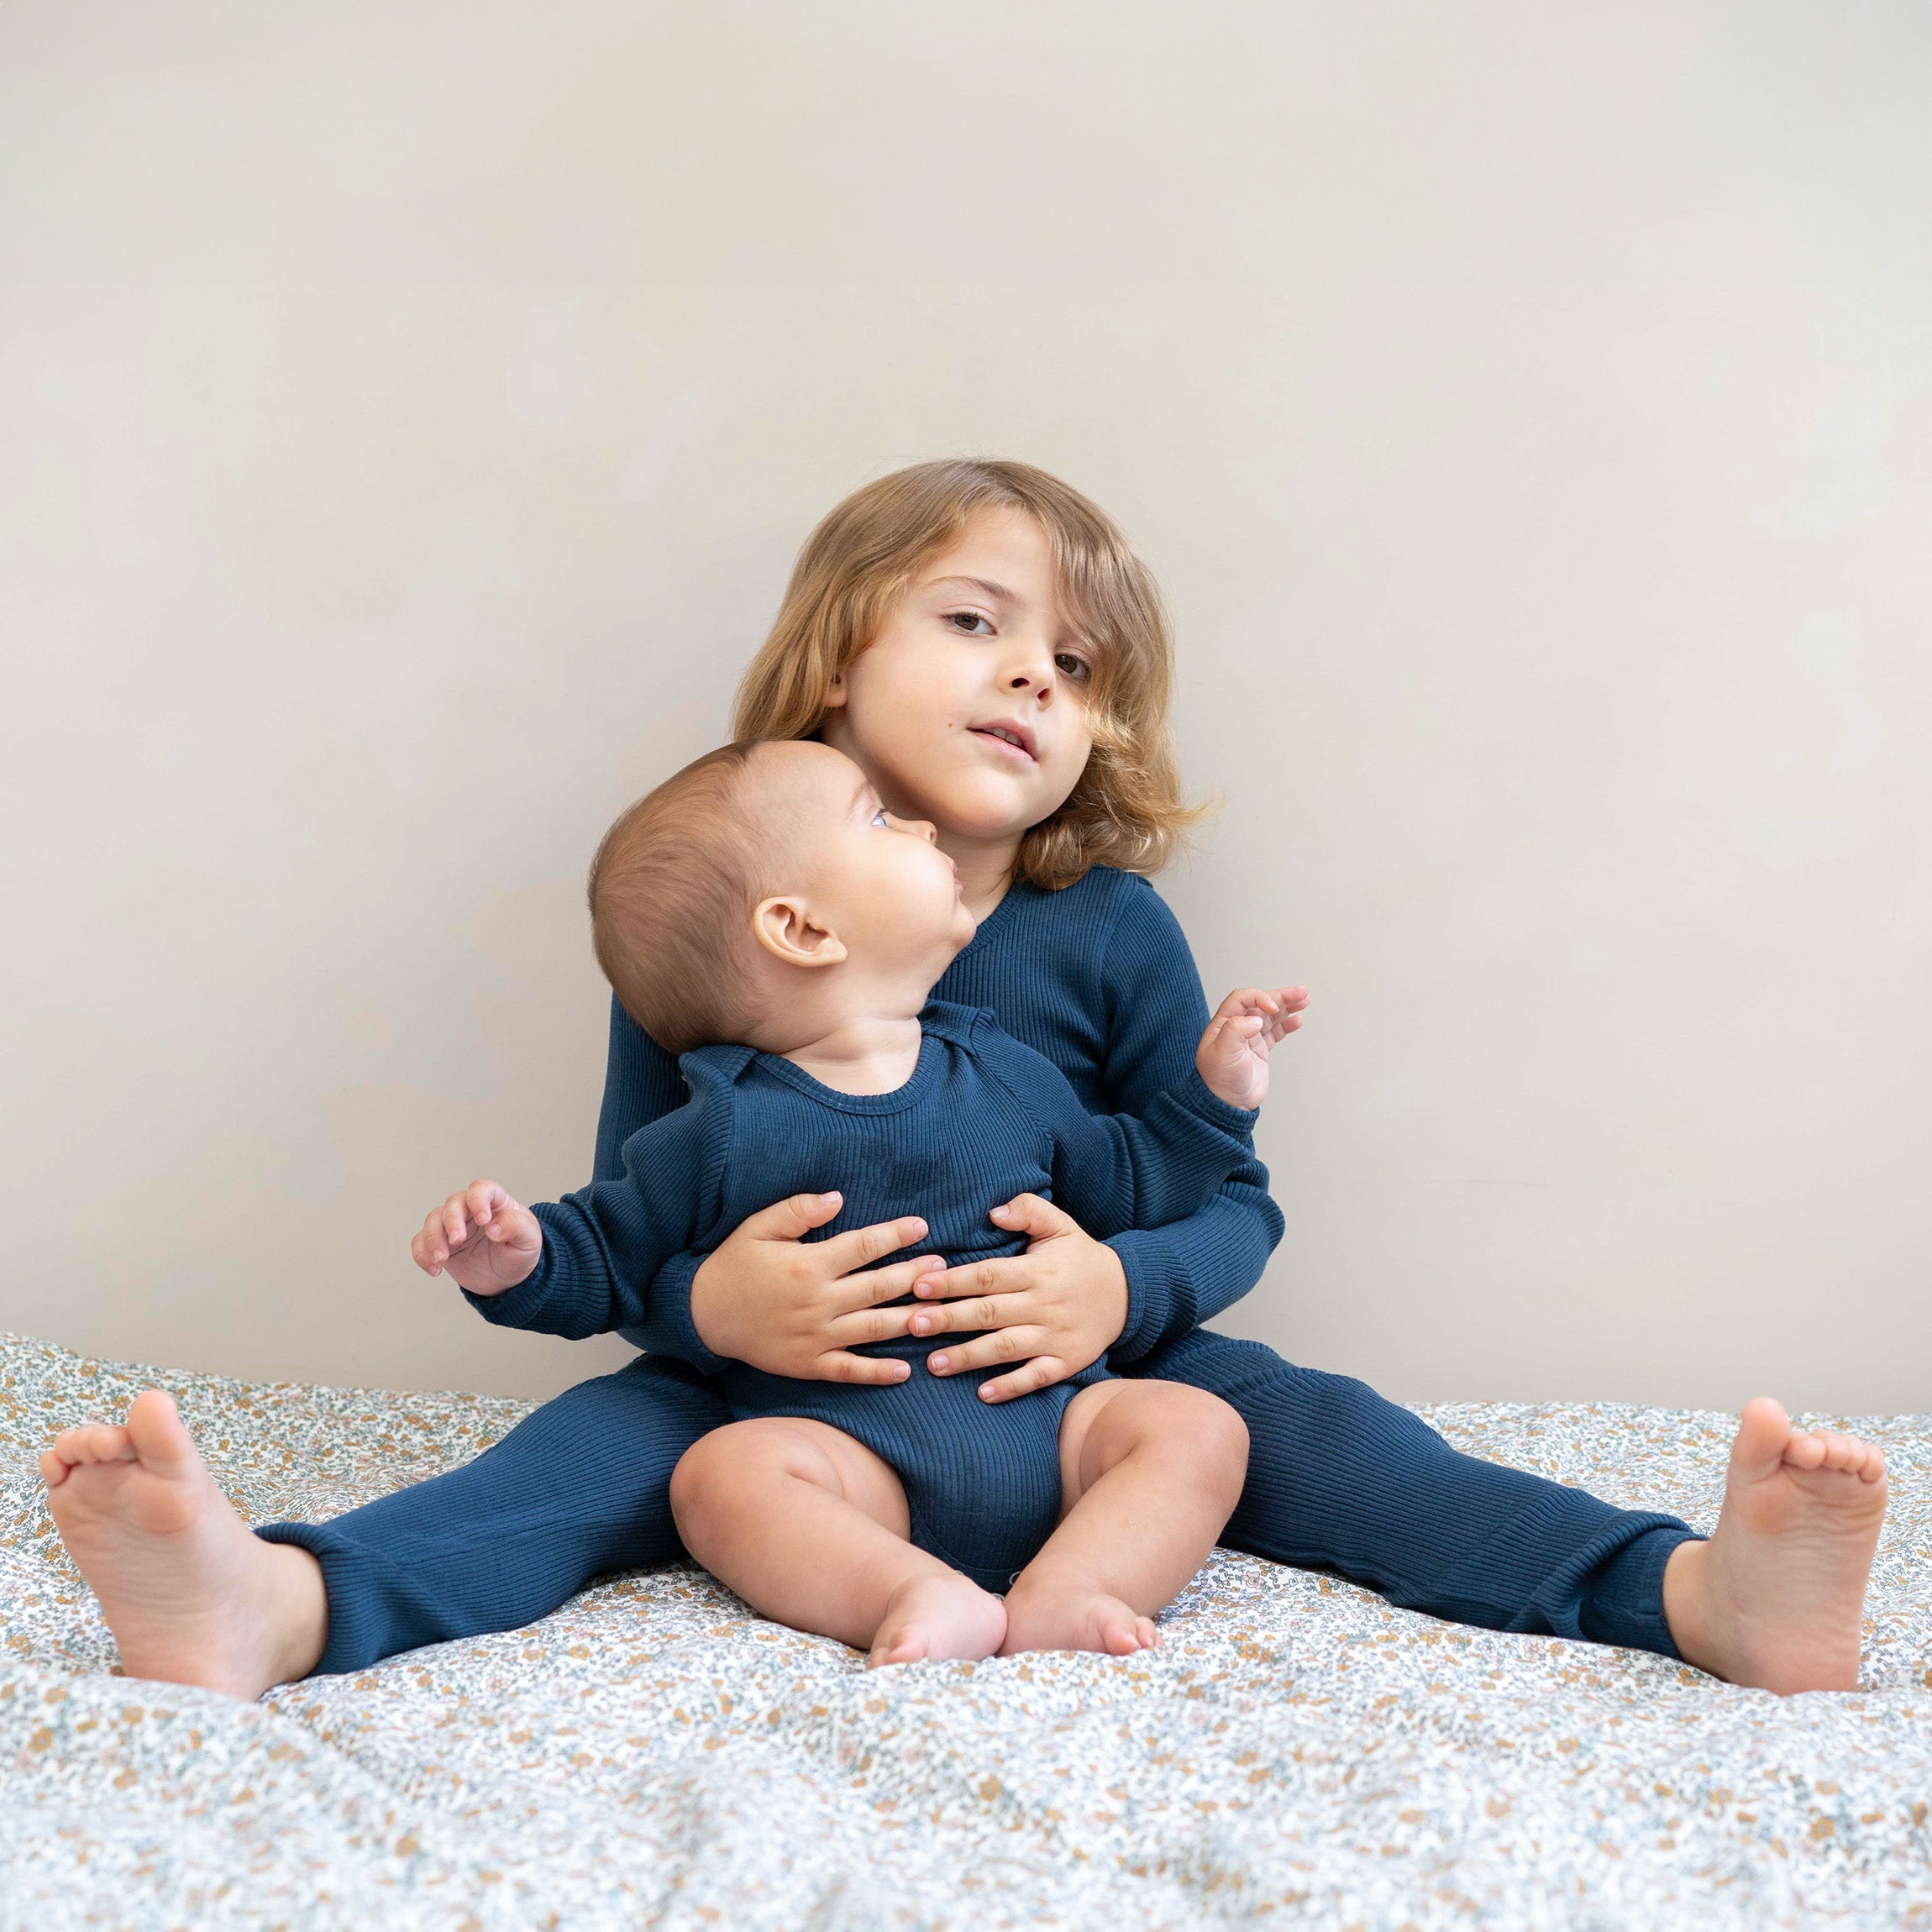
3, 1331, 1928, 1929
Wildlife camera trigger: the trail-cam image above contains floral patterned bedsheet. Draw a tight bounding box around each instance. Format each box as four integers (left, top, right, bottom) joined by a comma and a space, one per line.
3, 1331, 1929, 1929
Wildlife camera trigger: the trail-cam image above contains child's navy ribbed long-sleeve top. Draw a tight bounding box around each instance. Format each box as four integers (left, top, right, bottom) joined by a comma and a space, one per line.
470, 998, 1257, 1585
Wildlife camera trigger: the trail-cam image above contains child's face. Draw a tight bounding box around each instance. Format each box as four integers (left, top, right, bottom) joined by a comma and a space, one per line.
762, 741, 978, 983
820, 509, 1095, 848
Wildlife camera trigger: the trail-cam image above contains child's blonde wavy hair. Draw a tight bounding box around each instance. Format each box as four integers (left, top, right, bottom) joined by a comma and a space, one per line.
732, 458, 1205, 890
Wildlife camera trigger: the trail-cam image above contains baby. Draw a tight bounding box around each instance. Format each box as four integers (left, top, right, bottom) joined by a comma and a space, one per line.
413, 738, 1300, 1666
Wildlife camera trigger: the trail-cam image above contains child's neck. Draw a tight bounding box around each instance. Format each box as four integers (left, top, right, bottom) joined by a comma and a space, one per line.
937, 830, 1020, 923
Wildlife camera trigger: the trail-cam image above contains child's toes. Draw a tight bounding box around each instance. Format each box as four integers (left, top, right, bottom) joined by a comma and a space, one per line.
54, 1424, 128, 1466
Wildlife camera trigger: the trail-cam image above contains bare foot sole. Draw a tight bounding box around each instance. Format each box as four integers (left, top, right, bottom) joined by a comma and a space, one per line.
867, 1572, 1007, 1667
1663, 1396, 1888, 1694
1000, 1580, 1158, 1658
40, 1389, 328, 1700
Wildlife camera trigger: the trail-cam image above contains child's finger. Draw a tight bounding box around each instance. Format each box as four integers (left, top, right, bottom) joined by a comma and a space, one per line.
441, 1194, 470, 1247
818, 1350, 915, 1386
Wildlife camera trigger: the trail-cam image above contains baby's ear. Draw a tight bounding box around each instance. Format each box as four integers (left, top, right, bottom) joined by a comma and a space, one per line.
753, 895, 848, 969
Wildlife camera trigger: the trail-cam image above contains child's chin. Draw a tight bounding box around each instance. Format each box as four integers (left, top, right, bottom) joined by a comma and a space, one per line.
939, 780, 1048, 839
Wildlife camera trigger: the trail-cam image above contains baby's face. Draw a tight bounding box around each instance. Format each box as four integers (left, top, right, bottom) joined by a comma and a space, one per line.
758, 741, 977, 985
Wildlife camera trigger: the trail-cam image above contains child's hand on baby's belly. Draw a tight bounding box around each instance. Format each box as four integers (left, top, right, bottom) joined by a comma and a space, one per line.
411, 1179, 543, 1296
1195, 985, 1308, 1110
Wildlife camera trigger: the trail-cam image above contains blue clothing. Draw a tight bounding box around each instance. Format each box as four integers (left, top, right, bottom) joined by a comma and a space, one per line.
465, 1002, 1257, 1588
607, 871, 1282, 1371
260, 867, 1694, 1672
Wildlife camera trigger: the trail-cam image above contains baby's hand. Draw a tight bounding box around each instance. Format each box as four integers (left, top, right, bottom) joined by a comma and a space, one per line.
411, 1179, 543, 1298
1195, 986, 1309, 1110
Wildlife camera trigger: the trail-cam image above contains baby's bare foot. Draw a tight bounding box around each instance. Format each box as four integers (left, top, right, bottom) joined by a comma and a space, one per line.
1663, 1396, 1888, 1694
1000, 1578, 1159, 1658
866, 1572, 1007, 1668
40, 1389, 328, 1700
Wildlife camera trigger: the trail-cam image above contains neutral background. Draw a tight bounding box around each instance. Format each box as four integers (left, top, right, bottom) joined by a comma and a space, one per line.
3, 3, 1928, 1411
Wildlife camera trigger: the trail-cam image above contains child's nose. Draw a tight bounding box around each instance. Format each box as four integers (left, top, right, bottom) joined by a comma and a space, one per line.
1000, 633, 1058, 700
891, 814, 937, 843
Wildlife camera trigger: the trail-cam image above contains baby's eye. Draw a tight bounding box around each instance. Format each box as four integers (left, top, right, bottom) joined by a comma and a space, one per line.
871, 807, 889, 827
1054, 652, 1092, 684
947, 611, 995, 635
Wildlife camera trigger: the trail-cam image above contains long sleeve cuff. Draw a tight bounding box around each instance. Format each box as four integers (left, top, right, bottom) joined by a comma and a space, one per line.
1172, 1065, 1261, 1138
614, 1249, 729, 1375
461, 1244, 563, 1331
1107, 1229, 1180, 1365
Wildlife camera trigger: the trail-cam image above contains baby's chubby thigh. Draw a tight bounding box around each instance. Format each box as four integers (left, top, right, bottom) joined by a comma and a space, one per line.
1055, 1378, 1252, 1520
669, 1416, 912, 1562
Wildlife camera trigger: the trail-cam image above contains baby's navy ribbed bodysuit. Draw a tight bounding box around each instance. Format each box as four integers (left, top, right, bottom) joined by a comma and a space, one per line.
468, 1000, 1257, 1588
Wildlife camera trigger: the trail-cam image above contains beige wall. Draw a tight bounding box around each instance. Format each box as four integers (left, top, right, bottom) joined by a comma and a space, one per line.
3, 3, 1929, 1412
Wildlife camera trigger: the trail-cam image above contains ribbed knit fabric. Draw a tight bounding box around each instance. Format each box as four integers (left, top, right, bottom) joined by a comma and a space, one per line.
462, 1001, 1256, 1588
260, 868, 1694, 1673
601, 869, 1285, 1368
1127, 1330, 1690, 1652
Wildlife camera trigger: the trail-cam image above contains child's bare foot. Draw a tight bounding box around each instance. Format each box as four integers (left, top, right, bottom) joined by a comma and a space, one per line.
1662, 1397, 1888, 1694
1000, 1578, 1159, 1658
39, 1389, 328, 1700
866, 1572, 1006, 1667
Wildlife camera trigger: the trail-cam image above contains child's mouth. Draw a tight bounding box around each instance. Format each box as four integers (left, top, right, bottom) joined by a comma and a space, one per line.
968, 722, 1037, 764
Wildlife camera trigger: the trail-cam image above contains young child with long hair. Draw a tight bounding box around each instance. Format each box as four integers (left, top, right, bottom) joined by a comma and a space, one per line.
45, 459, 1887, 1701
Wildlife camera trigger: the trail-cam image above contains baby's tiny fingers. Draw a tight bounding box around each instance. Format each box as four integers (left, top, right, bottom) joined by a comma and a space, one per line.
465, 1179, 508, 1226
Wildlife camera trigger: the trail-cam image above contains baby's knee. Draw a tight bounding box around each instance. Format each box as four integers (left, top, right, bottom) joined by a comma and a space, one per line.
1109, 1382, 1248, 1483
1142, 1386, 1248, 1506
669, 1423, 769, 1530
670, 1420, 842, 1532
668, 1433, 723, 1533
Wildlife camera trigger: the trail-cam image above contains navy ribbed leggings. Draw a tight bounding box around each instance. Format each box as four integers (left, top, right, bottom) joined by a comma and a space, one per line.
257, 1331, 1694, 1676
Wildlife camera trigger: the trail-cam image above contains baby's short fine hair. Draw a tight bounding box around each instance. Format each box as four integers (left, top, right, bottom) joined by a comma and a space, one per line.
588, 742, 778, 1054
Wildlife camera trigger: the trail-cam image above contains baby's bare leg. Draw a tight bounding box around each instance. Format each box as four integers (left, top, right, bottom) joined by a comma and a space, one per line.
1001, 1381, 1248, 1657
669, 1418, 1006, 1667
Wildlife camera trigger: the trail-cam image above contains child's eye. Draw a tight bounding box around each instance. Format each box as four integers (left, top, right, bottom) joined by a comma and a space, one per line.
947, 611, 994, 635
1054, 652, 1092, 684
871, 808, 889, 827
